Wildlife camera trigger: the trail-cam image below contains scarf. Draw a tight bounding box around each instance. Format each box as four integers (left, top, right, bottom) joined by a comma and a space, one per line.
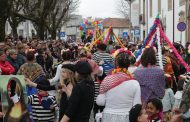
99, 68, 133, 94
37, 92, 48, 104
148, 111, 163, 122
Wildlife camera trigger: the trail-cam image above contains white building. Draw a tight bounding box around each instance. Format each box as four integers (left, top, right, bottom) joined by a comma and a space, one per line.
5, 20, 36, 39
131, 0, 140, 42
139, 0, 188, 46
102, 18, 130, 39
60, 15, 83, 40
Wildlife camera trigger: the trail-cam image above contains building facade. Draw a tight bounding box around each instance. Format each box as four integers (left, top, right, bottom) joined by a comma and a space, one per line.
139, 0, 189, 46
5, 20, 36, 39
64, 15, 83, 40
102, 18, 130, 39
131, 0, 140, 42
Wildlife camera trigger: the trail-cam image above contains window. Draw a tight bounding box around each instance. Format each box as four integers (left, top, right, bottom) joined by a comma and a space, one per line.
150, 0, 152, 17
179, 0, 185, 6
168, 0, 172, 11
18, 30, 23, 36
158, 0, 161, 14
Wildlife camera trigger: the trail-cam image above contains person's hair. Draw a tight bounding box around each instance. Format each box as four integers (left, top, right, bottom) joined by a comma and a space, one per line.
109, 41, 113, 45
26, 51, 35, 61
177, 78, 185, 91
115, 52, 130, 68
130, 56, 136, 65
62, 51, 73, 61
37, 49, 44, 55
9, 49, 17, 55
147, 98, 163, 111
165, 76, 173, 88
115, 45, 121, 50
97, 43, 107, 51
62, 68, 75, 85
76, 74, 93, 84
0, 50, 4, 56
5, 78, 29, 120
129, 104, 143, 122
79, 48, 87, 57
141, 47, 157, 67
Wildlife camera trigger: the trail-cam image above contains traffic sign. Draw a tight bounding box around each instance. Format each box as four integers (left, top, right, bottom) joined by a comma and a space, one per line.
177, 22, 186, 32
134, 29, 140, 37
123, 32, 128, 38
59, 32, 65, 37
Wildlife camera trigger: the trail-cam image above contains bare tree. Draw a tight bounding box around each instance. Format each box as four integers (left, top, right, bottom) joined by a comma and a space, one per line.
8, 0, 25, 38
15, 0, 57, 40
116, 0, 130, 18
46, 0, 79, 39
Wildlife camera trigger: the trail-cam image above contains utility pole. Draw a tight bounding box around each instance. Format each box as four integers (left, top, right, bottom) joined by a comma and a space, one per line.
173, 0, 175, 43
125, 0, 132, 40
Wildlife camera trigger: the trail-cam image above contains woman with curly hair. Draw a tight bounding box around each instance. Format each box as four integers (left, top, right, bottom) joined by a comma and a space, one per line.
96, 49, 141, 122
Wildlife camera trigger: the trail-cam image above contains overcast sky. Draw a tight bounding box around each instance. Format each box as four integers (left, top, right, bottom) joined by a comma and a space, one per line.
78, 0, 121, 18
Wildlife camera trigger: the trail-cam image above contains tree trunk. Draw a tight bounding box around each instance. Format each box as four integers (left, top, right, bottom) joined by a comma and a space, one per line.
37, 22, 45, 40
51, 29, 57, 40
12, 24, 18, 39
0, 18, 7, 42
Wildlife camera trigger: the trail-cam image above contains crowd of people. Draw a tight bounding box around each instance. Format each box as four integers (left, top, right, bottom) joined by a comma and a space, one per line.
0, 36, 190, 122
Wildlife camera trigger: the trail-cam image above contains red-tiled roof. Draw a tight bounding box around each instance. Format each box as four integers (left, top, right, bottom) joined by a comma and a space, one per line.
102, 18, 130, 28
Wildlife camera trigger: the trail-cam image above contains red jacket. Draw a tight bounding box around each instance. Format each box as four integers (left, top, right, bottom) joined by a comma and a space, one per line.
0, 61, 15, 75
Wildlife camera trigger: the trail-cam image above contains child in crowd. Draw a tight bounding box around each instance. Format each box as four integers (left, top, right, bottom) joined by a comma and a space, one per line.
27, 79, 58, 122
146, 98, 163, 122
129, 104, 183, 122
173, 78, 185, 109
129, 104, 148, 122
162, 76, 175, 122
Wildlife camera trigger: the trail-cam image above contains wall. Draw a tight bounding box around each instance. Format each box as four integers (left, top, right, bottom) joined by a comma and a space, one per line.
140, 0, 186, 46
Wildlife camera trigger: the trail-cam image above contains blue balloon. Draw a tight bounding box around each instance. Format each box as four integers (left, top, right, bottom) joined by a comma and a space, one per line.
88, 22, 92, 25
98, 24, 103, 26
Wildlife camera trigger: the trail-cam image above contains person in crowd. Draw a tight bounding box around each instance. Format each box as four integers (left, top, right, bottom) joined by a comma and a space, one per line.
134, 47, 165, 104
162, 46, 177, 93
7, 49, 19, 74
169, 43, 186, 84
129, 104, 182, 122
146, 98, 163, 122
96, 50, 141, 122
16, 43, 26, 67
17, 50, 44, 82
60, 61, 94, 122
129, 104, 149, 122
36, 49, 45, 71
0, 50, 15, 75
93, 43, 114, 75
128, 55, 137, 74
162, 75, 175, 122
106, 41, 114, 53
44, 51, 53, 78
50, 49, 74, 84
27, 79, 58, 122
77, 48, 103, 118
25, 64, 76, 121
173, 78, 185, 109
179, 72, 190, 121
